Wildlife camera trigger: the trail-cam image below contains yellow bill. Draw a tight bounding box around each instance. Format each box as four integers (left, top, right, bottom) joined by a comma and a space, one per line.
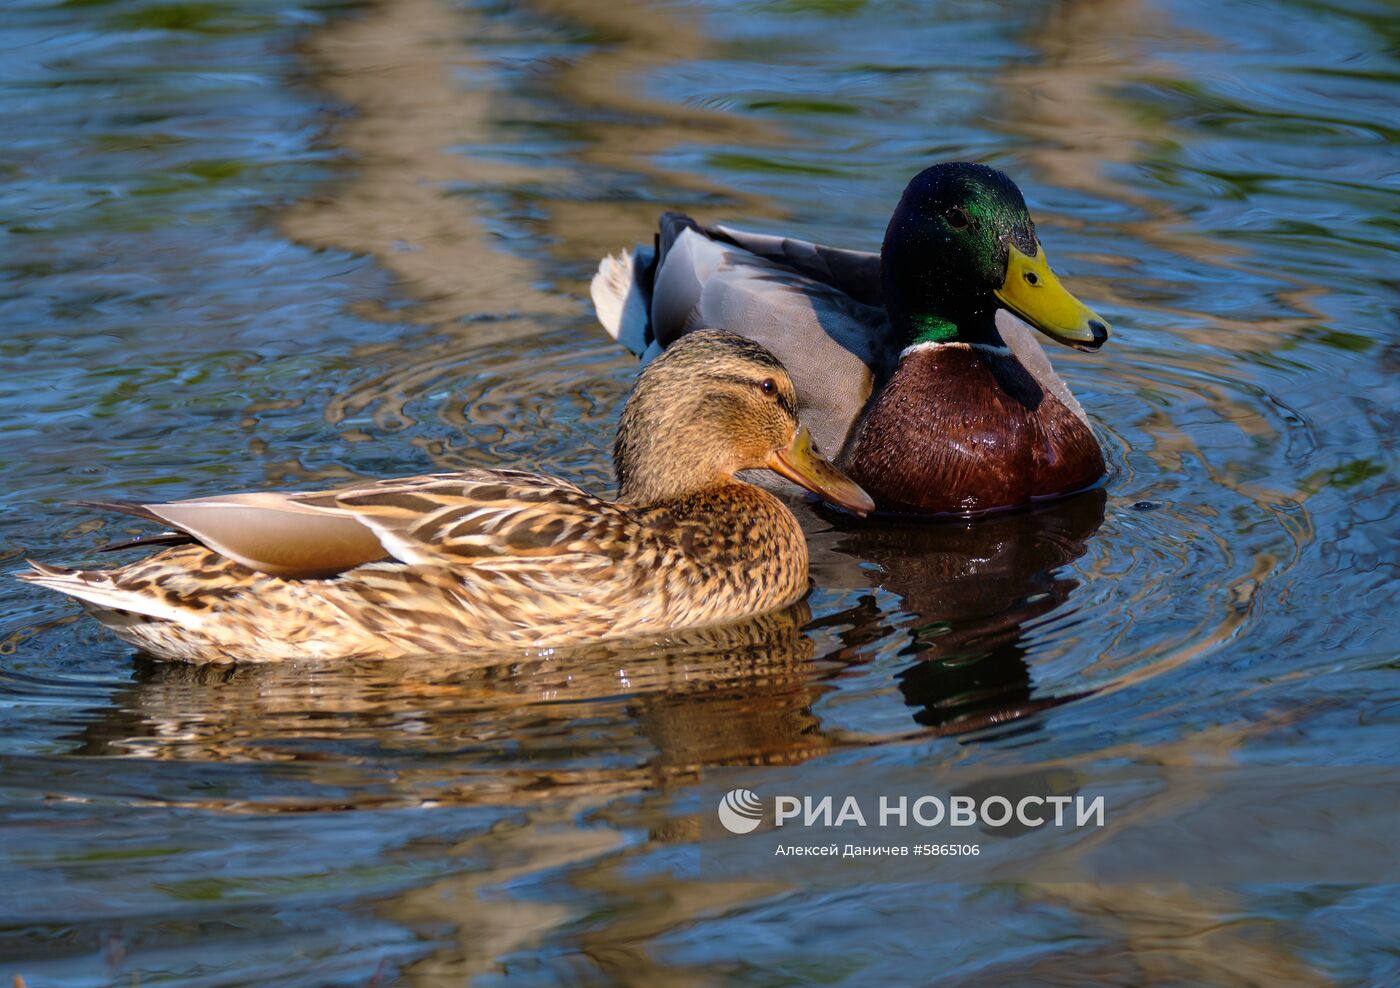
767, 426, 874, 517
994, 243, 1110, 351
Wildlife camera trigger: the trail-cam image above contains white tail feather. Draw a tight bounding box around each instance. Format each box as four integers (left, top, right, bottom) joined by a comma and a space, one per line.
589, 246, 653, 358
18, 565, 204, 626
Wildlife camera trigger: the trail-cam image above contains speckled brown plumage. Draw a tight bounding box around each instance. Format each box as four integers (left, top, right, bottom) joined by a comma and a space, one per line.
841, 343, 1104, 515
20, 332, 870, 663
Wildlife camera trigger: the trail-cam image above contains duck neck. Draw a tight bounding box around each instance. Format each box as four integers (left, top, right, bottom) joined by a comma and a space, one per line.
614, 424, 747, 507
613, 398, 733, 506
892, 305, 1004, 356
618, 473, 742, 509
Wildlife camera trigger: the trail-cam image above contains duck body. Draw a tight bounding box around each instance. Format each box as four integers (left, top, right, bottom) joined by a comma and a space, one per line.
20, 332, 872, 662
592, 163, 1112, 517
23, 472, 809, 662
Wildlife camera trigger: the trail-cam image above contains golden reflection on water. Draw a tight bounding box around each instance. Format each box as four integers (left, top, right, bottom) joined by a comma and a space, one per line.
998, 0, 1337, 414
998, 0, 1222, 250
283, 0, 780, 326
524, 0, 784, 254
988, 0, 1322, 761
1011, 713, 1338, 987
285, 0, 572, 324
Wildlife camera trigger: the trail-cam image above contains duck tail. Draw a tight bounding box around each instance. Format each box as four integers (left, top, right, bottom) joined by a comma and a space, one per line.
656, 210, 703, 262
17, 560, 198, 626
590, 244, 655, 359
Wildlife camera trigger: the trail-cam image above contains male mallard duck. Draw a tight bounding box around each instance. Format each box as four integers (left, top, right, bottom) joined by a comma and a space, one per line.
19, 331, 872, 662
591, 162, 1111, 516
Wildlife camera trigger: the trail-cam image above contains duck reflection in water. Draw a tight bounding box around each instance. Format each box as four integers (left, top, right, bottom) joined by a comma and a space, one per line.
65, 601, 826, 789
820, 487, 1107, 738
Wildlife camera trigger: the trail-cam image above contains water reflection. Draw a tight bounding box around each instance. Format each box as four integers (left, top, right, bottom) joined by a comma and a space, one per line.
66, 603, 817, 782
870, 491, 1107, 733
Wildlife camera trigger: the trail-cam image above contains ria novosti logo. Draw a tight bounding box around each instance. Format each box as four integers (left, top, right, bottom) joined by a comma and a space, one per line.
715, 789, 1106, 834
717, 788, 764, 833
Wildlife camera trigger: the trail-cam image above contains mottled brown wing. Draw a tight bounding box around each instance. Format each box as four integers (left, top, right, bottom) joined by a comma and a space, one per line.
105, 470, 613, 581
299, 470, 635, 578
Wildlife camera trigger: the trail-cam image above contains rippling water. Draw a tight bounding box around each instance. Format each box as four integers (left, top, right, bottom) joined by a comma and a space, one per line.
2, 0, 1396, 983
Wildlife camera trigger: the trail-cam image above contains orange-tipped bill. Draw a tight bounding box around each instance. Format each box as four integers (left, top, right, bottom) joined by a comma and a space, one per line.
767, 426, 875, 517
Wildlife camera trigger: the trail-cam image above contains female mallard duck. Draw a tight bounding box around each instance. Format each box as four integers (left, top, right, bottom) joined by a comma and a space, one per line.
592, 162, 1111, 516
20, 331, 872, 663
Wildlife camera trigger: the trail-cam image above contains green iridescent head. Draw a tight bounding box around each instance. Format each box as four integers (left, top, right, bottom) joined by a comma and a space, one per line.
880, 162, 1109, 351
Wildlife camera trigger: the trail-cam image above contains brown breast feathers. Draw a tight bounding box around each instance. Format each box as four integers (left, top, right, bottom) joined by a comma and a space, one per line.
840, 343, 1104, 515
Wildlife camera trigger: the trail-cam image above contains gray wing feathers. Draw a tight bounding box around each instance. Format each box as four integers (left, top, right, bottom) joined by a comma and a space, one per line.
711, 225, 884, 307
653, 228, 892, 455
144, 493, 391, 579
648, 228, 726, 348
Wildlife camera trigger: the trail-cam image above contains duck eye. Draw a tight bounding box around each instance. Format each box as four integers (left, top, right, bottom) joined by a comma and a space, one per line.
760, 378, 778, 395
1024, 271, 1039, 286
944, 207, 970, 230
